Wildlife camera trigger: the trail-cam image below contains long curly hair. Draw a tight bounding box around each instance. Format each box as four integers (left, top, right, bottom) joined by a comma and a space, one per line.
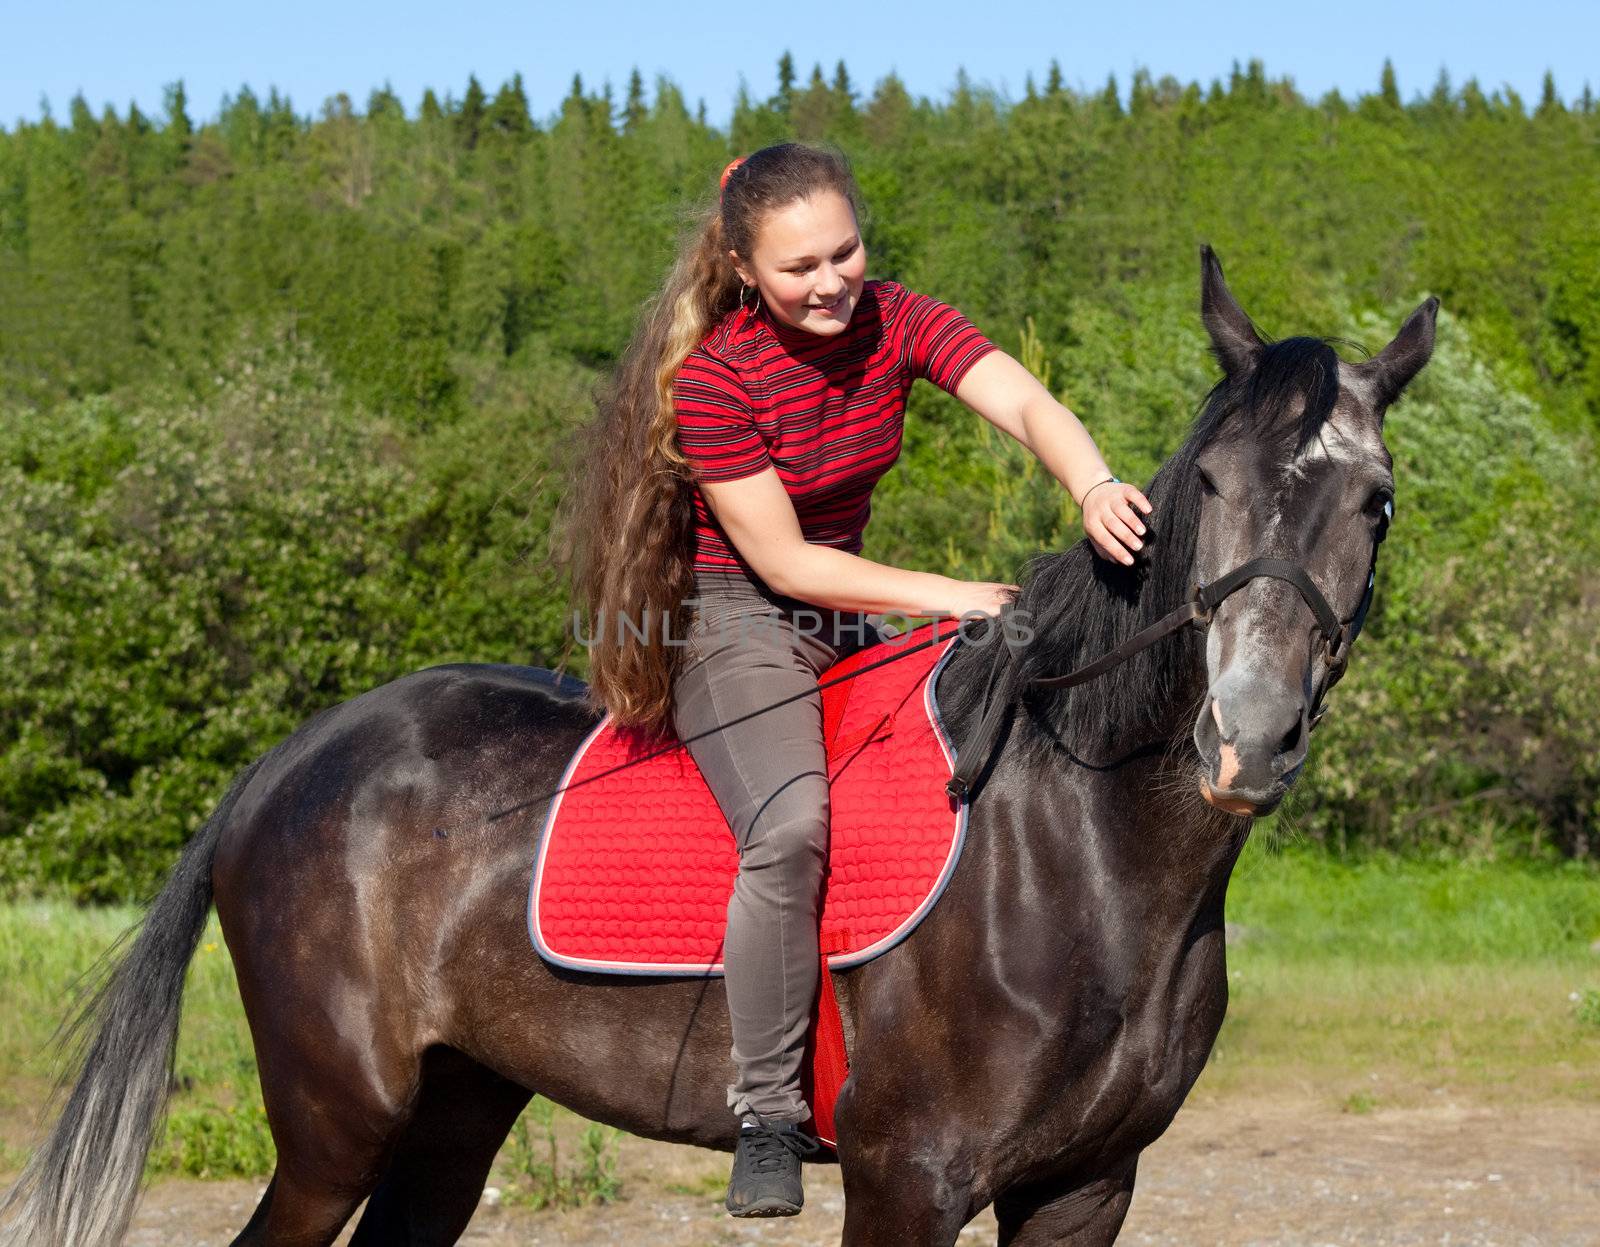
550, 141, 866, 734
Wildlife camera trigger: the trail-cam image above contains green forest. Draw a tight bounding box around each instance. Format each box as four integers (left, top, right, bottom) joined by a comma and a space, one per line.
1, 55, 1597, 901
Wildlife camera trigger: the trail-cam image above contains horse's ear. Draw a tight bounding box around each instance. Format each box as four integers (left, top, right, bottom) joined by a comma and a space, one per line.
1356, 297, 1440, 412
1199, 244, 1266, 377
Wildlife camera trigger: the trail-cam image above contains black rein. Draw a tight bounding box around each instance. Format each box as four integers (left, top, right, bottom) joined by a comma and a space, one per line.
944, 511, 1391, 803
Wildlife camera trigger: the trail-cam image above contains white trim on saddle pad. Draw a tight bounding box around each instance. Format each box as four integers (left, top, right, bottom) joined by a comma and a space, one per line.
525, 637, 970, 977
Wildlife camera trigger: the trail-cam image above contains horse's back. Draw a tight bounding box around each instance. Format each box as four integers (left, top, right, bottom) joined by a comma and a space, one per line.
213, 661, 600, 911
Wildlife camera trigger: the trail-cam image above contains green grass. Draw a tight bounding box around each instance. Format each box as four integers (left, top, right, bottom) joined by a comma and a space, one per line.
665, 1172, 729, 1198
1, 839, 1595, 1181
1226, 830, 1600, 961
1195, 833, 1600, 1107
0, 905, 278, 1179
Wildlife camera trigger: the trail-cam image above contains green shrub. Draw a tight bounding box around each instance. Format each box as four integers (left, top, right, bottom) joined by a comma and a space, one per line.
497, 1097, 622, 1210
0, 323, 585, 900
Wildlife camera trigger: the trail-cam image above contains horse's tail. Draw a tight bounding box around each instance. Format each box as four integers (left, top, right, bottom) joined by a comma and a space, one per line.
0, 756, 266, 1247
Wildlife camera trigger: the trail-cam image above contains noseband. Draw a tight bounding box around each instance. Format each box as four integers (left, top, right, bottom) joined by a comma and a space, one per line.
945, 500, 1392, 802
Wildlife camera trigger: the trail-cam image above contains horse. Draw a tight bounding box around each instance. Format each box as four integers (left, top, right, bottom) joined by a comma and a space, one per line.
0, 247, 1437, 1247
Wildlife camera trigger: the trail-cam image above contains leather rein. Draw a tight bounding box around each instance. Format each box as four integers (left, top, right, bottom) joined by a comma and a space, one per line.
944, 500, 1392, 802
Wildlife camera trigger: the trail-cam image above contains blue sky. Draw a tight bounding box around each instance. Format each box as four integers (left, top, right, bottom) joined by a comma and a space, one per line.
3, 0, 1593, 131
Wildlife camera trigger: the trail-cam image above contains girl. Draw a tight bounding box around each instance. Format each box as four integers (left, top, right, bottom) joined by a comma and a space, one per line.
555, 141, 1150, 1218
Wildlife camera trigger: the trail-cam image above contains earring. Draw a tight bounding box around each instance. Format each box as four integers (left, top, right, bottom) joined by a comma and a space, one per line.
739, 283, 761, 316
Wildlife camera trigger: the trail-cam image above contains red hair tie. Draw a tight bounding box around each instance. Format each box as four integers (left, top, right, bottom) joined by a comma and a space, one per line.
719, 156, 746, 194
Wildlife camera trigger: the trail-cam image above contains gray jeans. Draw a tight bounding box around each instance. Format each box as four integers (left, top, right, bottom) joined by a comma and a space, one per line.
670, 569, 882, 1123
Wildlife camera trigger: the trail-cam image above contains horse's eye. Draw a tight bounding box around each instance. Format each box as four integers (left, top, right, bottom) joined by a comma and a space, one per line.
1198, 469, 1220, 498
1366, 490, 1395, 537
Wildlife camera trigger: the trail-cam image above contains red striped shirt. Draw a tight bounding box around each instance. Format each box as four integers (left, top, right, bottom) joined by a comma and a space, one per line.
671, 279, 998, 575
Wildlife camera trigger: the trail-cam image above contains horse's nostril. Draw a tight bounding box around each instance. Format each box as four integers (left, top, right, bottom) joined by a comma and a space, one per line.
1275, 714, 1305, 758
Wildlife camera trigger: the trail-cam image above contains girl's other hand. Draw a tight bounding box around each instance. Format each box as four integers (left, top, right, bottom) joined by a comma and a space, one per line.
944, 581, 1020, 619
1082, 480, 1153, 567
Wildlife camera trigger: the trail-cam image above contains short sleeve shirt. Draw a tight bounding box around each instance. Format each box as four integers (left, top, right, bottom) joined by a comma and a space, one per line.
671, 278, 998, 574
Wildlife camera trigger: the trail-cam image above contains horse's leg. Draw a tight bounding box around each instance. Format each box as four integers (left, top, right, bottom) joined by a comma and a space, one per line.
222, 985, 428, 1245
225, 1063, 426, 1247
346, 1046, 532, 1246
836, 1136, 974, 1247
993, 1162, 1138, 1246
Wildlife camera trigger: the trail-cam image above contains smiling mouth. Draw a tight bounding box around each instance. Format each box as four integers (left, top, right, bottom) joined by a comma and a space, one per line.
810, 295, 846, 313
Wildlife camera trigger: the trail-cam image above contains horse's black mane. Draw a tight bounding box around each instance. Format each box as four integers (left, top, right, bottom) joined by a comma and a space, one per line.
940, 335, 1342, 766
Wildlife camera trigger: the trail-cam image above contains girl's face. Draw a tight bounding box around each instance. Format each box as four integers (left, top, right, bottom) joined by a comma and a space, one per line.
730, 190, 867, 338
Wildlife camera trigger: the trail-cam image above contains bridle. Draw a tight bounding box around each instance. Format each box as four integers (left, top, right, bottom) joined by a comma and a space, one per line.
944, 498, 1393, 802
472, 503, 1389, 827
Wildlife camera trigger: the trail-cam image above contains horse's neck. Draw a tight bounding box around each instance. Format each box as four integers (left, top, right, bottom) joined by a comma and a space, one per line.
938, 622, 1242, 944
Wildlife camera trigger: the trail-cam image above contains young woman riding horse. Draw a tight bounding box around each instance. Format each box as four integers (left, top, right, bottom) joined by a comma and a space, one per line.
556, 140, 1152, 1216
0, 240, 1435, 1247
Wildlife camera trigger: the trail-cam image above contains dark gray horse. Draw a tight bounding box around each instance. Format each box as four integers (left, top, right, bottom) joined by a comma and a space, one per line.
0, 248, 1436, 1246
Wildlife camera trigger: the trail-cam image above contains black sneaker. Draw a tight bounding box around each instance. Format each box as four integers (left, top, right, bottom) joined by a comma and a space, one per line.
725, 1115, 822, 1217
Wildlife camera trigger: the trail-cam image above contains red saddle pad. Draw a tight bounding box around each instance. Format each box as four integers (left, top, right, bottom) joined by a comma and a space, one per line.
527, 620, 968, 974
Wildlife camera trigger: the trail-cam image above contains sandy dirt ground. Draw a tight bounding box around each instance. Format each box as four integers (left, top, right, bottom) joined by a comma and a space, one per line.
103, 1097, 1598, 1246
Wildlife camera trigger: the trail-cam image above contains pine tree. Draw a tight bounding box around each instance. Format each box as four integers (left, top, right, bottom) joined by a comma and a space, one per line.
1046, 60, 1064, 98
367, 80, 404, 121
420, 88, 443, 125
1429, 67, 1452, 113
1379, 59, 1401, 109
1244, 58, 1267, 101
952, 66, 975, 127
1100, 73, 1122, 118
69, 92, 99, 139
832, 60, 855, 108
487, 73, 532, 139
220, 85, 265, 161
793, 63, 834, 140
1536, 70, 1563, 118
158, 79, 194, 176
164, 80, 193, 138
623, 68, 647, 133
775, 52, 796, 114
458, 74, 487, 150
864, 71, 912, 146
265, 89, 300, 161
1130, 68, 1155, 115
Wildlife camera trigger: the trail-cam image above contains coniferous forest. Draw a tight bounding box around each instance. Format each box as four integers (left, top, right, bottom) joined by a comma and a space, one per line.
2, 56, 1597, 899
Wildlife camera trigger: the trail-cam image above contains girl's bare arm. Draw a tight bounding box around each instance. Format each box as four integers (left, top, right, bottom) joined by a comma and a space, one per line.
953, 350, 1153, 566
697, 469, 1014, 618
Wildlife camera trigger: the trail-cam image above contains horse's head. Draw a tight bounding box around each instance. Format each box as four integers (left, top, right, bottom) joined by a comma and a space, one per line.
1189, 247, 1437, 816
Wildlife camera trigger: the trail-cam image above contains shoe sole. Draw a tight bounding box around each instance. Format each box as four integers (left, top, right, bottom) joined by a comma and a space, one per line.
726, 1196, 803, 1217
